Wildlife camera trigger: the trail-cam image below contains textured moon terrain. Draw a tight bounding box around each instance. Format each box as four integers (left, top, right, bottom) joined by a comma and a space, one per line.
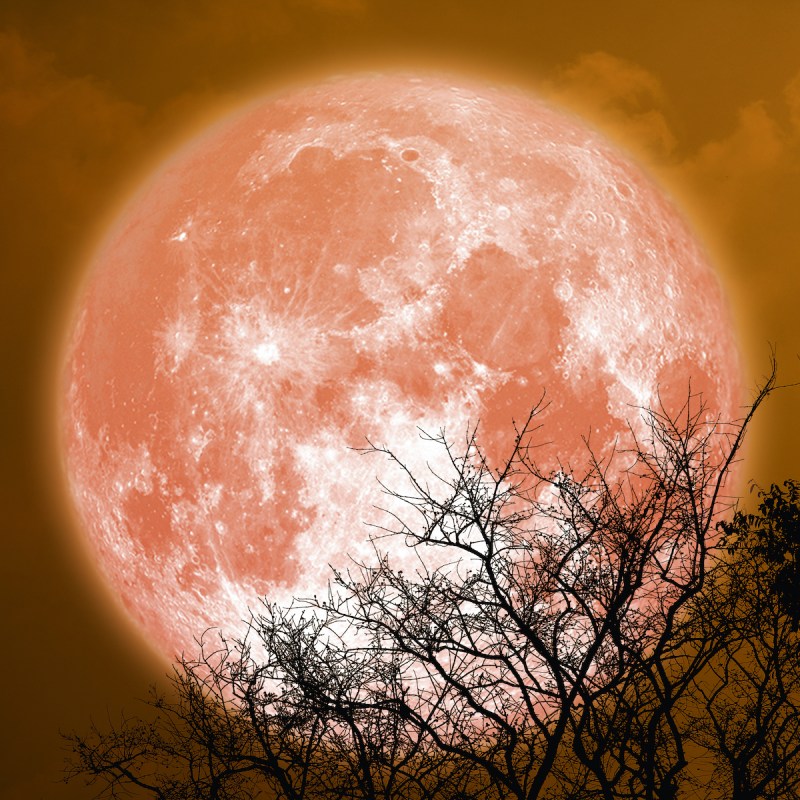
61, 74, 742, 661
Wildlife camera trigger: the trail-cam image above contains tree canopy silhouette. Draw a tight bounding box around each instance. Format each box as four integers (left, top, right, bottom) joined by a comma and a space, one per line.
66, 366, 800, 800
720, 479, 800, 629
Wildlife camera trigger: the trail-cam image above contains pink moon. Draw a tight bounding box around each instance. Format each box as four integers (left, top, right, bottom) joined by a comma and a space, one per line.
61, 74, 742, 662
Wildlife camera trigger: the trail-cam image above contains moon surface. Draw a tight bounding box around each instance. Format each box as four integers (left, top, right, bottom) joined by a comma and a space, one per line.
61, 74, 741, 662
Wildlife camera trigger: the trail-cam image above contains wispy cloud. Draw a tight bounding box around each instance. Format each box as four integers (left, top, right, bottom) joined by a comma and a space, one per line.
545, 51, 677, 161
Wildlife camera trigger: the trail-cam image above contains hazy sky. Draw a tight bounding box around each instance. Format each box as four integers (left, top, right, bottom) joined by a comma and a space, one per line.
2, 3, 800, 797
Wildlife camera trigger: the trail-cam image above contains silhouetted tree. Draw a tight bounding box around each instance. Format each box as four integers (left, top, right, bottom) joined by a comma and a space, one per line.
66, 368, 790, 800
724, 480, 800, 628
311, 381, 769, 800
681, 481, 800, 800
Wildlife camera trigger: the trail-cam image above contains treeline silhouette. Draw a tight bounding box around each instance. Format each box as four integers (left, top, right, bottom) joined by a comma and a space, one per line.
65, 366, 800, 799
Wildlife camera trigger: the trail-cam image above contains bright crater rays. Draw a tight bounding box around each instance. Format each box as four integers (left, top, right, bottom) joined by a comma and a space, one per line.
61, 74, 741, 662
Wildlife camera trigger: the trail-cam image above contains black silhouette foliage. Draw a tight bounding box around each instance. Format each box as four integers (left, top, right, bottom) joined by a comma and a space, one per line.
720, 479, 800, 629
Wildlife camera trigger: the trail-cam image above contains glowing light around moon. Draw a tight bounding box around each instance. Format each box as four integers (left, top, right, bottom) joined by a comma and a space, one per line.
60, 74, 742, 662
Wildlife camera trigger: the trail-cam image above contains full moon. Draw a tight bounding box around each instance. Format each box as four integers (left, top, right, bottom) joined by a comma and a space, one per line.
61, 74, 742, 662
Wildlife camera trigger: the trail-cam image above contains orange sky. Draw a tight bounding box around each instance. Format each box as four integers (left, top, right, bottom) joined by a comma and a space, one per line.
2, 3, 799, 797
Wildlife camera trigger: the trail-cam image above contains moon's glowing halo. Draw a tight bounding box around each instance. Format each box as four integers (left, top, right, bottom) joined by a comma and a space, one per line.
59, 72, 743, 665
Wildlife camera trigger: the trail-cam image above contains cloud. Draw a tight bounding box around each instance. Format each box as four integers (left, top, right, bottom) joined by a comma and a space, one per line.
679, 101, 784, 193
0, 28, 146, 237
669, 84, 800, 247
783, 71, 800, 134
546, 51, 677, 161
